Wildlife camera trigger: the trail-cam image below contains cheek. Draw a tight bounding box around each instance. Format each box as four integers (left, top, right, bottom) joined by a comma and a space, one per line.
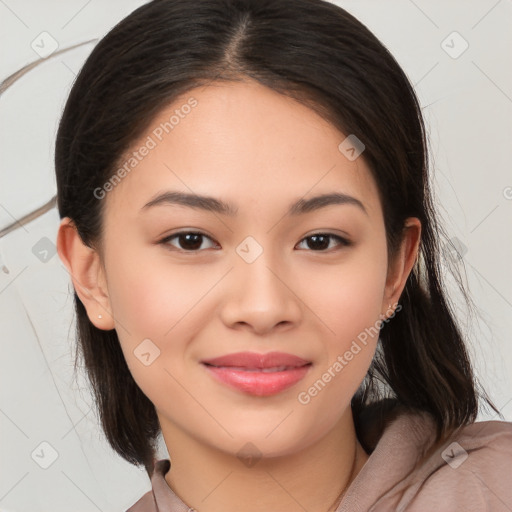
295, 253, 386, 426
105, 248, 225, 384
304, 250, 388, 347
107, 247, 214, 336
105, 252, 203, 402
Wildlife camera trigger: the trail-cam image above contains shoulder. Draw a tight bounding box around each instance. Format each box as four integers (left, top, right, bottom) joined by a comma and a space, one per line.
437, 418, 512, 474
456, 416, 512, 446
406, 419, 512, 511
125, 489, 158, 512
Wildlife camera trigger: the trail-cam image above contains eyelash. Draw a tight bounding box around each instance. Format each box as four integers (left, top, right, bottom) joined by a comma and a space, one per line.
158, 231, 352, 253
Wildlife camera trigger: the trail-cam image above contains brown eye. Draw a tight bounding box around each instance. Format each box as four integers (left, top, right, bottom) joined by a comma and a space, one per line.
160, 231, 217, 252
296, 234, 351, 251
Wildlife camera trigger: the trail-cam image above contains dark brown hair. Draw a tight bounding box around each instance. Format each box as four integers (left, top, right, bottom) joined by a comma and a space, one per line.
55, 0, 499, 477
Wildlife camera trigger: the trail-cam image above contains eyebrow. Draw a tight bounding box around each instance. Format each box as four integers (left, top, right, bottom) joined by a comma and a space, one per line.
141, 191, 368, 217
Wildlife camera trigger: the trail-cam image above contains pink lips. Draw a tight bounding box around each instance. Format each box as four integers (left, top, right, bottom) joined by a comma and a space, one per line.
201, 351, 312, 397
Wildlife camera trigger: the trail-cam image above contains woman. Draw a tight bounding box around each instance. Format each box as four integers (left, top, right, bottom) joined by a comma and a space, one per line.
55, 0, 512, 510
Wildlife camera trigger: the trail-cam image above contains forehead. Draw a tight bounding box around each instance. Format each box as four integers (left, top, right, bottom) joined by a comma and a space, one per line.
104, 80, 381, 222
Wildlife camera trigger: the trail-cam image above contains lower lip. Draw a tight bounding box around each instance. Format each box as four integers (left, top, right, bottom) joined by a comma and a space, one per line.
202, 364, 311, 396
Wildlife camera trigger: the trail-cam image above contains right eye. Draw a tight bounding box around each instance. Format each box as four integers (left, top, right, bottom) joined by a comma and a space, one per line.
159, 231, 219, 252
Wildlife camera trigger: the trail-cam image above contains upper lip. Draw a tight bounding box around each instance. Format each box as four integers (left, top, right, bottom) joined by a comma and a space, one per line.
201, 351, 311, 369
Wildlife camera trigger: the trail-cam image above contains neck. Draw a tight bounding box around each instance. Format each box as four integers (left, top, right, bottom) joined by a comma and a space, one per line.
160, 409, 369, 512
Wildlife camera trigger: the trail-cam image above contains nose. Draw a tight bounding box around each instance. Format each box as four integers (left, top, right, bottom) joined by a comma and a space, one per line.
219, 248, 302, 335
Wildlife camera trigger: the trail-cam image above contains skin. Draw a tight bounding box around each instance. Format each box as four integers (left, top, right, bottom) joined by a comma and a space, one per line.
57, 79, 421, 512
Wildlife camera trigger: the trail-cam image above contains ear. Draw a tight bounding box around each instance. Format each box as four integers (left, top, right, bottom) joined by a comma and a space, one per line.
56, 217, 115, 330
382, 217, 421, 317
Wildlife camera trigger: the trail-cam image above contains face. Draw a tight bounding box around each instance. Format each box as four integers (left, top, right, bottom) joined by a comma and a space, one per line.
81, 80, 405, 459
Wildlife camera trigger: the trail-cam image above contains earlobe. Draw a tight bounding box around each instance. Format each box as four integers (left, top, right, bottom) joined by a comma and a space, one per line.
56, 217, 115, 330
382, 218, 422, 317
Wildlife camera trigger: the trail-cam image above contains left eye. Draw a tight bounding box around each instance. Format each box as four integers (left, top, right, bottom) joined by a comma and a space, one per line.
296, 234, 351, 251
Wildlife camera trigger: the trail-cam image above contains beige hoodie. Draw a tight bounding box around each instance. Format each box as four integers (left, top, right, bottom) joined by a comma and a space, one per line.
126, 406, 512, 511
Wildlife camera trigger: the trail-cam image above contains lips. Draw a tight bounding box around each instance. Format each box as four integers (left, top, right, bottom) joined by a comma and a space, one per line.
201, 351, 311, 370
201, 351, 312, 396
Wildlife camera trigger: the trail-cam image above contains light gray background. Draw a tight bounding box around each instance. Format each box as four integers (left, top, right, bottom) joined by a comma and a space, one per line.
1, 1, 511, 510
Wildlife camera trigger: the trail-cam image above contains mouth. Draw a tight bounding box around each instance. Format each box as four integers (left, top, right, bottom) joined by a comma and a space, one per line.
203, 363, 309, 372
200, 352, 312, 396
